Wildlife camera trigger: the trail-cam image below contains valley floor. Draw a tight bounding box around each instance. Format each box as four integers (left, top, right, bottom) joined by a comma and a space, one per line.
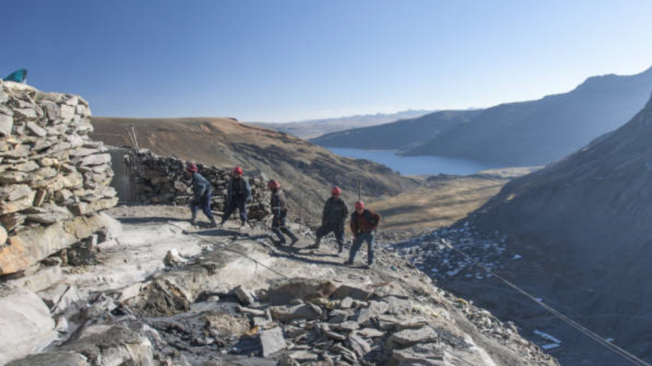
369, 167, 537, 235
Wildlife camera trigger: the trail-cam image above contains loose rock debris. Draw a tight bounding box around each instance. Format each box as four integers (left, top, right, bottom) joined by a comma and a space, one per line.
2, 212, 560, 366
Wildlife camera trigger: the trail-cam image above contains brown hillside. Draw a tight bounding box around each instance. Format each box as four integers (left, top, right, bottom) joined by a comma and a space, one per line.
90, 117, 417, 218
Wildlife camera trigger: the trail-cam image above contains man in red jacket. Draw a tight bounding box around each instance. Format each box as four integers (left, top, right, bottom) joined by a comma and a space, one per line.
345, 201, 381, 267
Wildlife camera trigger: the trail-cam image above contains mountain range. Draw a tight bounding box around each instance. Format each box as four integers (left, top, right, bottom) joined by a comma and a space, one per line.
251, 110, 432, 139
313, 66, 652, 167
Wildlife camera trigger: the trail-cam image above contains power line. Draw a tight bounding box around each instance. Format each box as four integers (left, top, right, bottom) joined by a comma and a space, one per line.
440, 240, 652, 366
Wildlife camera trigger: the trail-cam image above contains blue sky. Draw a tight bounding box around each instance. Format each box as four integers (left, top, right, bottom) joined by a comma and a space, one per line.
4, 0, 652, 122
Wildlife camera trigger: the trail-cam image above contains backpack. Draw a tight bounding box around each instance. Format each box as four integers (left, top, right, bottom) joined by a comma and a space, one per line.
352, 209, 377, 226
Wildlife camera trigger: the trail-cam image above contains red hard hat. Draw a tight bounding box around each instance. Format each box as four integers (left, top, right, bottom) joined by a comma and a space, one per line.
233, 166, 243, 175
355, 201, 365, 209
267, 179, 281, 190
331, 186, 342, 195
186, 163, 198, 172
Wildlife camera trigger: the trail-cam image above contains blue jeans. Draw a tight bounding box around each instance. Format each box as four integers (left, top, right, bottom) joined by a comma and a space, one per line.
349, 232, 375, 265
191, 193, 214, 220
222, 196, 248, 223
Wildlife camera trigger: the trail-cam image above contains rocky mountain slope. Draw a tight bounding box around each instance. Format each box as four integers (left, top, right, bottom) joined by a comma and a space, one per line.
1, 205, 560, 366
311, 110, 481, 150
90, 117, 417, 218
435, 91, 652, 364
314, 66, 652, 166
252, 110, 433, 139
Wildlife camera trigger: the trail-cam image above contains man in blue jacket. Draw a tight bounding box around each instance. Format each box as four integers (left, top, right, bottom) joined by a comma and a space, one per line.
185, 163, 218, 228
220, 166, 251, 227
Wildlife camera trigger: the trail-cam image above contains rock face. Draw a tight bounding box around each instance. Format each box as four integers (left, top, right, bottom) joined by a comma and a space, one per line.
464, 92, 652, 365
124, 150, 270, 220
394, 92, 652, 365
0, 81, 117, 275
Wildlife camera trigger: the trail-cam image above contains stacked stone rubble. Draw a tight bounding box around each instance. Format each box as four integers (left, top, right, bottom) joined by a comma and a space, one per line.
126, 149, 270, 220
0, 81, 118, 275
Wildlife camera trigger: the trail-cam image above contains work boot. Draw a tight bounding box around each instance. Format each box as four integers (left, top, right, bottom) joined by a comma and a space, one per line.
306, 237, 321, 250
288, 232, 300, 247
190, 212, 197, 226
337, 244, 344, 255
210, 217, 218, 228
344, 259, 354, 266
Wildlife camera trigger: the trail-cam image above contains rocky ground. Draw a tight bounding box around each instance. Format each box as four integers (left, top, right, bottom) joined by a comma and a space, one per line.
388, 218, 652, 365
0, 205, 559, 366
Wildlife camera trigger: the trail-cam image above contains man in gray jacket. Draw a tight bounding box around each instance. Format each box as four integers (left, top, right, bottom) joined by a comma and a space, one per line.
268, 179, 299, 246
307, 186, 348, 253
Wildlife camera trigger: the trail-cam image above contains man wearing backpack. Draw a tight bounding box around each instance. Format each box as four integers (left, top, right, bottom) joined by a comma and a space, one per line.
268, 179, 299, 246
220, 166, 251, 227
307, 186, 348, 253
185, 163, 218, 228
345, 201, 381, 267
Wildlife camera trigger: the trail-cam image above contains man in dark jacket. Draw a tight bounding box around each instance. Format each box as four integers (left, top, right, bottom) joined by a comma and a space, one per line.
185, 163, 218, 227
345, 200, 381, 267
307, 186, 348, 253
268, 179, 299, 246
220, 166, 251, 226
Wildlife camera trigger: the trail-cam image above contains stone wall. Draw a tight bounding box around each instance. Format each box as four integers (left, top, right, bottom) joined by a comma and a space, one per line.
126, 150, 270, 220
0, 81, 117, 275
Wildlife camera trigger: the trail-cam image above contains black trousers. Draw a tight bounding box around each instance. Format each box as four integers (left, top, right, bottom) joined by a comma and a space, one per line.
222, 196, 248, 223
272, 213, 298, 243
315, 222, 345, 247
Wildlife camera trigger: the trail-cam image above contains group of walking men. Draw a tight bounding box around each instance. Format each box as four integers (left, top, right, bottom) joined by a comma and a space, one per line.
185, 163, 251, 229
185, 163, 381, 267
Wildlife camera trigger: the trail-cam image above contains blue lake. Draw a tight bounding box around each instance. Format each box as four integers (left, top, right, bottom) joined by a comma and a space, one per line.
328, 148, 497, 176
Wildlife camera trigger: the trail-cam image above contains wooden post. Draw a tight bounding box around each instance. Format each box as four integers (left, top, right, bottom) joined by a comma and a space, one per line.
358, 179, 362, 201
299, 192, 303, 231
131, 125, 140, 150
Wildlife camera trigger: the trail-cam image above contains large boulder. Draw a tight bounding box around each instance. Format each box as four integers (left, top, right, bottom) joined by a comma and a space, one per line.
389, 343, 446, 366
59, 323, 154, 366
0, 213, 108, 275
0, 288, 57, 365
6, 352, 88, 366
267, 278, 337, 305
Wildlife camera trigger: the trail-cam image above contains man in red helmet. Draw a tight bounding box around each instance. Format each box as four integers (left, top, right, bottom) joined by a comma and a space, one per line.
184, 163, 218, 227
307, 186, 348, 253
345, 200, 381, 267
220, 166, 251, 227
268, 179, 299, 246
